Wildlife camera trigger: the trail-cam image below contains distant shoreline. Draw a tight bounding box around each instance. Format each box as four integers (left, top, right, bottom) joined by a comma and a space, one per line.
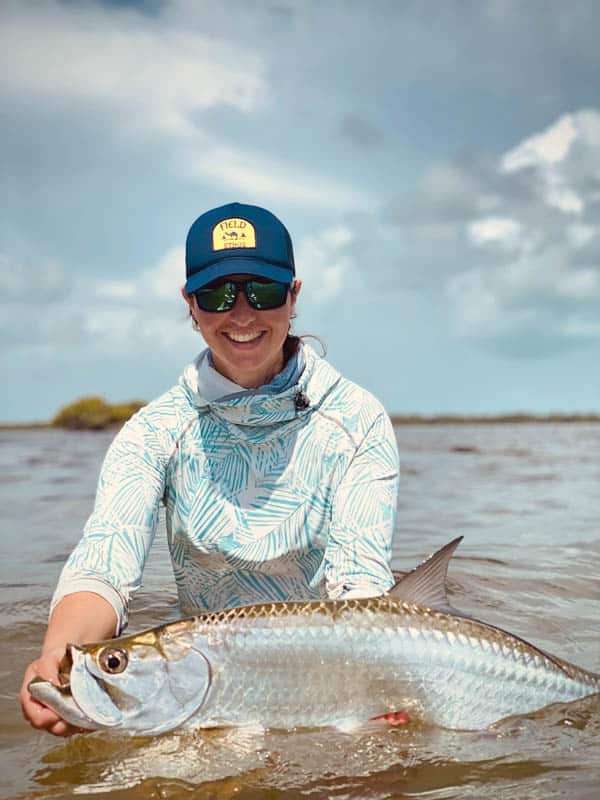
389, 413, 600, 425
0, 396, 145, 432
1, 413, 600, 431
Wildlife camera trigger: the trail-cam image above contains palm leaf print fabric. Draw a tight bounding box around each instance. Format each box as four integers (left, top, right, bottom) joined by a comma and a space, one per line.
52, 345, 400, 632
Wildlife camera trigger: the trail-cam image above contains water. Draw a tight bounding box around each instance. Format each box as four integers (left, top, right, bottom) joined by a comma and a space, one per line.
1, 424, 599, 799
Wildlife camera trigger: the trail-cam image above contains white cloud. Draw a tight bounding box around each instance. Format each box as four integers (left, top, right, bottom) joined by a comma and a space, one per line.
0, 2, 372, 214
500, 111, 600, 219
402, 109, 600, 354
96, 280, 137, 299
0, 243, 195, 365
189, 145, 369, 209
447, 269, 502, 336
545, 186, 584, 214
99, 249, 183, 304
82, 246, 191, 355
502, 115, 578, 171
296, 225, 355, 301
0, 0, 266, 139
142, 247, 185, 300
448, 248, 600, 353
468, 216, 521, 248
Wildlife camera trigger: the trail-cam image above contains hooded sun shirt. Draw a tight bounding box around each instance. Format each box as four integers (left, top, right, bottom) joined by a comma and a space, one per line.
52, 343, 399, 633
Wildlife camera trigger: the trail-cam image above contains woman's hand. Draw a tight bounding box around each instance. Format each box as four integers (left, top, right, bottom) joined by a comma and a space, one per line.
20, 647, 82, 737
20, 592, 117, 736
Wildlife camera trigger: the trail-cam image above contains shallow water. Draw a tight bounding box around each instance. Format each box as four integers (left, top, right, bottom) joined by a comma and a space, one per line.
1, 424, 599, 799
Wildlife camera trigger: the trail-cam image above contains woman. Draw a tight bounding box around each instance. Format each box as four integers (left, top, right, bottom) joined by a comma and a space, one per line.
20, 202, 400, 736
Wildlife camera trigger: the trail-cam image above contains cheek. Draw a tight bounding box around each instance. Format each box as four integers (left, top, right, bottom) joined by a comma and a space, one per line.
194, 313, 220, 340
265, 306, 293, 333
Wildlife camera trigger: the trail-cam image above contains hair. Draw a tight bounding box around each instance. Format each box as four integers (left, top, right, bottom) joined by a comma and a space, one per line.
283, 333, 300, 362
287, 280, 327, 357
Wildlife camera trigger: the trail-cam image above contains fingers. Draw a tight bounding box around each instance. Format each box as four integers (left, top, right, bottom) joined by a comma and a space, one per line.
21, 651, 61, 694
20, 660, 59, 727
48, 719, 82, 737
20, 651, 81, 737
24, 700, 81, 737
23, 696, 62, 730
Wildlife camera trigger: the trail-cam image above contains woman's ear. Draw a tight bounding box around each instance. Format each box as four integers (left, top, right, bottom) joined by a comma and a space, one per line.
182, 286, 201, 332
181, 285, 193, 310
290, 278, 302, 309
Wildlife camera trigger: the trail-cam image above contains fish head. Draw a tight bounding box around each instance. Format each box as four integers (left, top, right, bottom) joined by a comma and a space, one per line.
29, 622, 212, 735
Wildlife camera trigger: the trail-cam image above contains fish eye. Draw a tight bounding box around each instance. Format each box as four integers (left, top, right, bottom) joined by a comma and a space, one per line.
98, 647, 129, 674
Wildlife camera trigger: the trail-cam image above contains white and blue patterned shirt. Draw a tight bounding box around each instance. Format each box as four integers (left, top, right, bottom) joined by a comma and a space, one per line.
52, 344, 400, 632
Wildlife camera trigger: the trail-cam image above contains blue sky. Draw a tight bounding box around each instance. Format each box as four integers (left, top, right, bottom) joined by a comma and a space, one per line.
1, 0, 599, 421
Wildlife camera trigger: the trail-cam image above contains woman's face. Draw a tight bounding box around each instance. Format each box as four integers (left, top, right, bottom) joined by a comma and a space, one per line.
182, 275, 301, 389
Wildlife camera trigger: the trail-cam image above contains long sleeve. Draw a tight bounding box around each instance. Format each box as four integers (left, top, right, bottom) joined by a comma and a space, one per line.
324, 411, 399, 599
51, 411, 172, 633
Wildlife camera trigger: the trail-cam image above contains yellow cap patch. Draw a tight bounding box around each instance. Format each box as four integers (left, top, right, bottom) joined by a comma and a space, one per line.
212, 218, 256, 251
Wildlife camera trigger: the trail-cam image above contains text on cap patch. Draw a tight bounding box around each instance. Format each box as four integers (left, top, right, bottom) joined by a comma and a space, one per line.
212, 218, 256, 251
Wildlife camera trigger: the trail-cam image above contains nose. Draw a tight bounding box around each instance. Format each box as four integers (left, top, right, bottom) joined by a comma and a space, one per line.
228, 288, 256, 324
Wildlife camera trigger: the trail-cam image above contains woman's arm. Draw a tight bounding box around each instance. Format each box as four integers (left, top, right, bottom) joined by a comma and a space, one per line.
52, 409, 172, 633
19, 592, 117, 737
21, 407, 174, 736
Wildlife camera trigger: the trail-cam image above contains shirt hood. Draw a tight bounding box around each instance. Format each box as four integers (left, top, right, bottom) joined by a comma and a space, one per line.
178, 342, 342, 431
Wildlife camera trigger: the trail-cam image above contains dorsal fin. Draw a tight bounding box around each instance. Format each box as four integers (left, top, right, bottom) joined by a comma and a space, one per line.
389, 537, 463, 612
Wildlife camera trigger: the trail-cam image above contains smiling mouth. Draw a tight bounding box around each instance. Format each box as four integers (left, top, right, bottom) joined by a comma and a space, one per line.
223, 331, 266, 343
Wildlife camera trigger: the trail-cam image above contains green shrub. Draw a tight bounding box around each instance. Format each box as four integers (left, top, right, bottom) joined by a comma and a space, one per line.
108, 401, 146, 424
52, 397, 145, 430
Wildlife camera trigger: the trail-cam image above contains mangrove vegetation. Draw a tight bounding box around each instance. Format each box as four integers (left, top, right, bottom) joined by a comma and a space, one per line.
51, 396, 145, 430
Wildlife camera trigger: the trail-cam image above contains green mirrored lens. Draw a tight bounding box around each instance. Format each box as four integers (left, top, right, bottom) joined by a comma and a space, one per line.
195, 282, 237, 311
194, 280, 289, 312
246, 281, 288, 309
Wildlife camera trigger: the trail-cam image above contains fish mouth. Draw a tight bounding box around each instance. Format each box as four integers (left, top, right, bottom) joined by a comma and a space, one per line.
27, 646, 74, 694
28, 671, 99, 730
28, 644, 123, 730
28, 674, 74, 697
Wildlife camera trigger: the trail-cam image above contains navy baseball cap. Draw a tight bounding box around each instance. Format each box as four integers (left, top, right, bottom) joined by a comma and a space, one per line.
184, 202, 295, 294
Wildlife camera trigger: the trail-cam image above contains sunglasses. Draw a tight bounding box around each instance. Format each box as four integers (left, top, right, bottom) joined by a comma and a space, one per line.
193, 279, 292, 312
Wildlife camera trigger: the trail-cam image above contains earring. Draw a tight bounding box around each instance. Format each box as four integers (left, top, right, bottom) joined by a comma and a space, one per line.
190, 309, 201, 332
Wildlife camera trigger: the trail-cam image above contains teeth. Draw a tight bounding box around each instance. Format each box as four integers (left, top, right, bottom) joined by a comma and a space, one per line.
225, 331, 263, 343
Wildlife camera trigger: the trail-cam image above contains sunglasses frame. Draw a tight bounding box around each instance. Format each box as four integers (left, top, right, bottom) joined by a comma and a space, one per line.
193, 278, 293, 313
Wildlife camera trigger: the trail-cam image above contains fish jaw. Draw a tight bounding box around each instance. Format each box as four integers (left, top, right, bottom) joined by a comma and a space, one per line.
27, 676, 101, 730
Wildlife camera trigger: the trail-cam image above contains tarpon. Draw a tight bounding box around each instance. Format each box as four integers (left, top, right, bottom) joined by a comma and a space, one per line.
29, 538, 600, 734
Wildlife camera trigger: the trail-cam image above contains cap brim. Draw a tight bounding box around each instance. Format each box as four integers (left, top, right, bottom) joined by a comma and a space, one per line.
185, 258, 294, 294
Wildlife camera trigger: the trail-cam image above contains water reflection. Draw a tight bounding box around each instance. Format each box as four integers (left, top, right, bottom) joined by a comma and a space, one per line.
30, 696, 599, 800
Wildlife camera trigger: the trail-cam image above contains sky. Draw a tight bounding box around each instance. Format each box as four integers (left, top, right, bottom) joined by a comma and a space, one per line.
1, 0, 600, 421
